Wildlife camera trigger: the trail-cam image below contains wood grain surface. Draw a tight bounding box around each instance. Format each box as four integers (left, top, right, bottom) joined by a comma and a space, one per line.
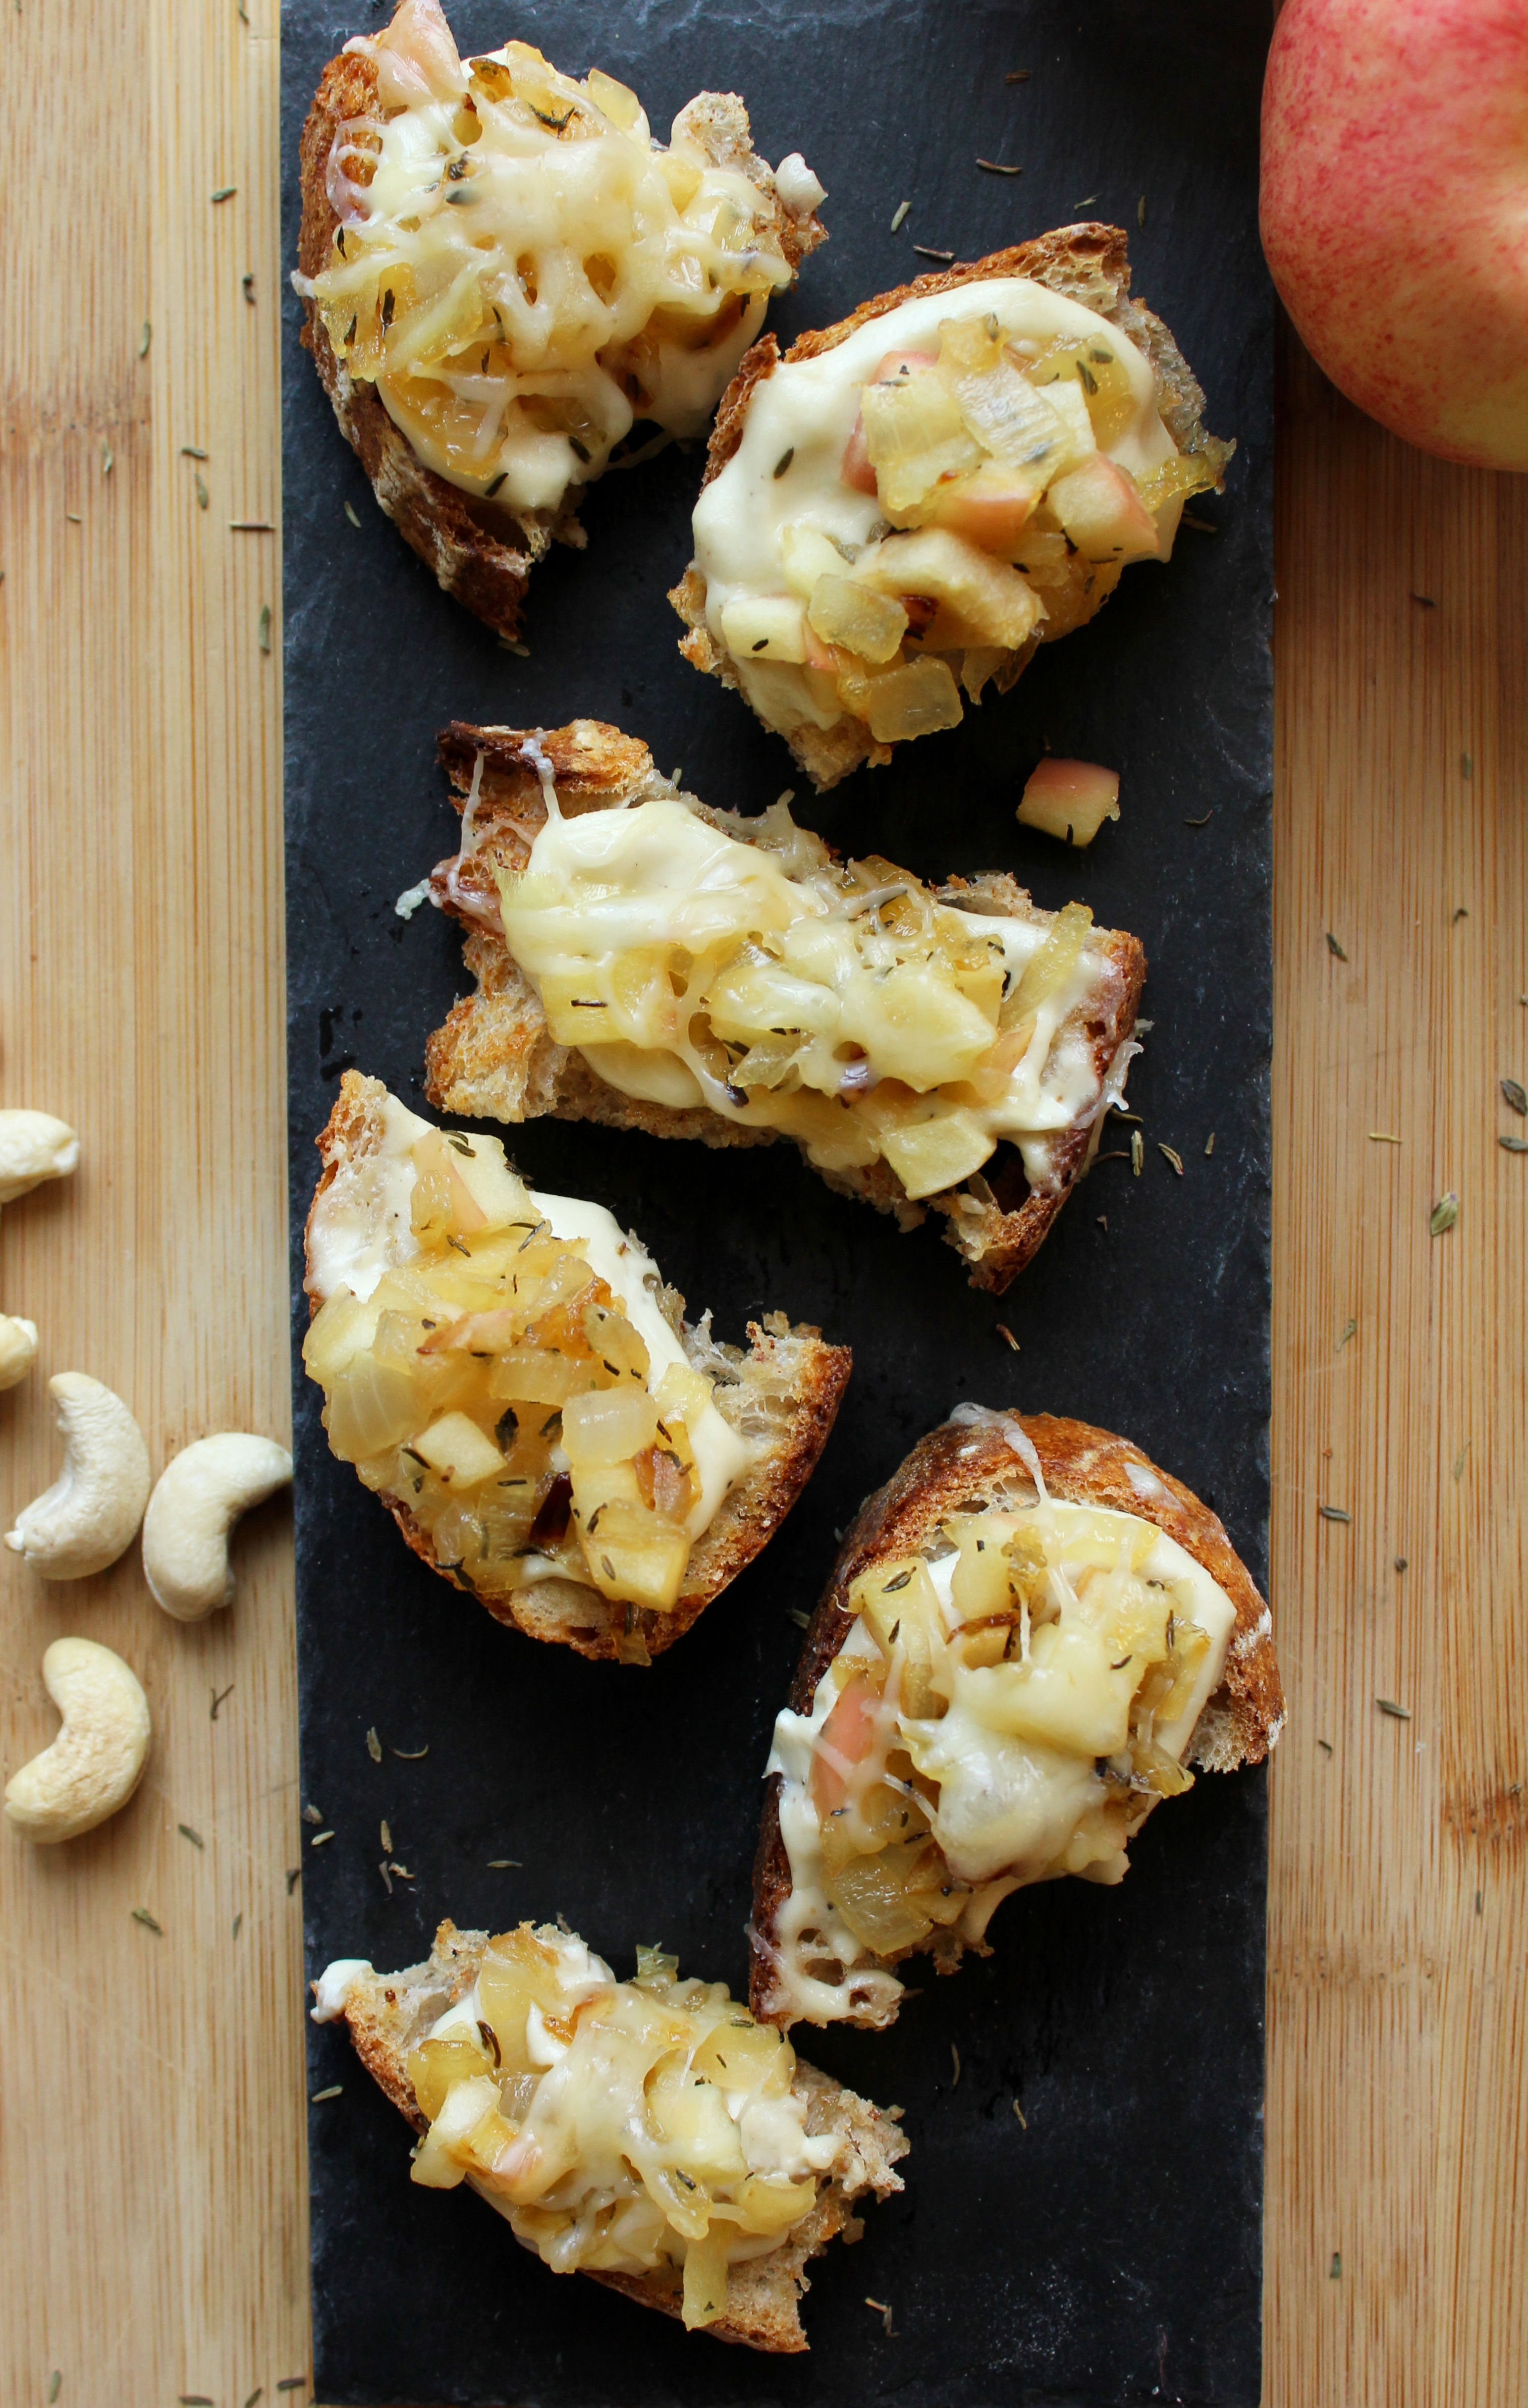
1, 10, 1523, 2408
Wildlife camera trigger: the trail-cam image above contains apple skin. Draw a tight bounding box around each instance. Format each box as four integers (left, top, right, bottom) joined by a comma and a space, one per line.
1262, 0, 1528, 470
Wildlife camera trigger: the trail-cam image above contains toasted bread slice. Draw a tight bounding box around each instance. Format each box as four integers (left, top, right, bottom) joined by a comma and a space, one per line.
670, 223, 1232, 789
750, 1409, 1283, 2029
303, 1072, 849, 1663
313, 1919, 907, 2353
296, 0, 825, 641
420, 720, 1144, 1294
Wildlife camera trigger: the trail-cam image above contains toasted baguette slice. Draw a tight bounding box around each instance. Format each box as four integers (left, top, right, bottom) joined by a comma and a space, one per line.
750, 1410, 1283, 2029
671, 223, 1231, 789
296, 0, 825, 641
313, 1919, 907, 2353
421, 720, 1144, 1294
303, 1072, 849, 1663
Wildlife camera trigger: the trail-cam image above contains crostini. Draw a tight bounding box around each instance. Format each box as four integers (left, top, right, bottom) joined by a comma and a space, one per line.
671, 224, 1231, 789
302, 1072, 849, 1662
419, 720, 1145, 1294
312, 1919, 906, 2351
750, 1408, 1283, 2029
294, 0, 826, 637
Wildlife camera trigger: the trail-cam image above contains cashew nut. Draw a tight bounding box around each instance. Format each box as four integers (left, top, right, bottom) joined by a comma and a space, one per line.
4, 1372, 152, 1577
0, 1110, 80, 1206
0, 1315, 38, 1390
4, 1636, 151, 1842
142, 1432, 293, 1620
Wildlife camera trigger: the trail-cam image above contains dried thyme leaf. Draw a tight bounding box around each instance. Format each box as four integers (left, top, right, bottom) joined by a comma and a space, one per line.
787, 1607, 810, 1629
1501, 1077, 1527, 1116
131, 1908, 162, 1934
486, 1857, 522, 1868
392, 1743, 429, 1759
286, 1865, 302, 1894
178, 1823, 204, 1849
995, 1322, 1020, 1352
913, 244, 955, 262
48, 2377, 61, 2404
310, 1829, 335, 1848
366, 1726, 381, 1762
210, 1681, 234, 1719
195, 474, 208, 510
950, 2043, 961, 2087
977, 157, 1022, 175
1317, 1738, 1334, 1755
343, 499, 361, 528
1330, 2252, 1341, 2279
890, 199, 910, 232
246, 2389, 265, 2408
310, 2084, 343, 2103
1368, 1131, 1401, 1144
1158, 1143, 1183, 1176
1130, 1129, 1143, 1177
258, 603, 272, 654
1137, 194, 1147, 229
1012, 2100, 1027, 2127
1430, 1192, 1459, 1236
1326, 931, 1348, 960
1204, 1132, 1215, 1155
138, 321, 152, 357
1376, 1698, 1411, 1721
276, 2384, 309, 2396
1005, 68, 1030, 82
1318, 1505, 1350, 1523
1501, 1135, 1528, 1154
302, 1803, 322, 1825
232, 1911, 243, 1941
211, 185, 238, 202
1453, 1440, 1471, 1482
380, 1818, 392, 1854
1336, 1317, 1357, 1350
101, 442, 113, 476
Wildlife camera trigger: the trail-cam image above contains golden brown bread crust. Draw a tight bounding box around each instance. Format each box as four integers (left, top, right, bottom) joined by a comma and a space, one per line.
304, 1071, 850, 1663
296, 11, 826, 640
325, 1920, 908, 2354
749, 1412, 1283, 2022
671, 223, 1231, 788
419, 719, 1145, 1295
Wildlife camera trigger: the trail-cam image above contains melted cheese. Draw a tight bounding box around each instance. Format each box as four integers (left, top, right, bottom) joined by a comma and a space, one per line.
691, 277, 1181, 740
493, 787, 1135, 1198
305, 1084, 753, 1547
300, 1, 818, 516
762, 1486, 1238, 2026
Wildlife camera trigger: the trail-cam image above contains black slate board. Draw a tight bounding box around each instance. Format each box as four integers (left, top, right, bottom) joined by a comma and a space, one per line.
282, 4, 1274, 2400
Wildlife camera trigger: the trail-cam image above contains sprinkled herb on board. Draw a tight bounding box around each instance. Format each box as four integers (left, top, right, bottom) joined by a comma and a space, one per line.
1159, 1143, 1184, 1175
1012, 2100, 1027, 2127
1205, 1132, 1216, 1155
286, 1866, 302, 1893
1430, 1192, 1459, 1235
1395, 1556, 1408, 1572
393, 1743, 428, 1759
1182, 511, 1218, 531
1005, 68, 1030, 82
1453, 1441, 1471, 1482
1501, 1077, 1527, 1115
138, 321, 152, 356
1369, 1130, 1401, 1144
486, 1858, 522, 1868
1317, 1738, 1334, 1754
996, 1323, 1020, 1352
1410, 592, 1435, 608
787, 1607, 810, 1628
380, 1819, 393, 1854
1318, 1505, 1350, 1523
102, 442, 113, 476
1377, 1698, 1411, 1721
178, 1823, 204, 1849
211, 1682, 235, 1719
366, 1726, 381, 1761
914, 244, 955, 262
1326, 931, 1348, 960
1184, 809, 1213, 826
233, 1911, 243, 1940
1336, 1317, 1357, 1349
890, 199, 910, 231
310, 1829, 335, 1848
1137, 195, 1147, 229
1330, 2253, 1342, 2279
1452, 905, 1469, 923
244, 273, 256, 303
977, 158, 1022, 175
864, 2297, 895, 2336
229, 519, 275, 531
131, 1908, 162, 1934
302, 1802, 322, 1824
311, 2084, 343, 2103
344, 499, 361, 527
1130, 1130, 1144, 1176
211, 185, 237, 202
1502, 1135, 1528, 1154
950, 2044, 961, 2086
195, 473, 209, 510
48, 2376, 61, 2404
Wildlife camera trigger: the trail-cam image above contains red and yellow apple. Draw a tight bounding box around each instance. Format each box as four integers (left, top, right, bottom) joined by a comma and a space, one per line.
1261, 0, 1528, 470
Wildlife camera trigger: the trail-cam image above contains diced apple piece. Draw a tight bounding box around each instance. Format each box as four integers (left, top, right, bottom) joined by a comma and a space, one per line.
856, 526, 1043, 651
486, 1347, 595, 1406
927, 464, 1040, 555
1028, 339, 1139, 447
719, 592, 807, 663
1046, 455, 1160, 564
840, 415, 878, 495
936, 316, 1087, 481
880, 1107, 996, 1200
1034, 377, 1098, 468
860, 370, 983, 514
411, 1410, 505, 1487
580, 1498, 690, 1611
1016, 757, 1121, 847
445, 1131, 532, 1230
780, 518, 853, 598
836, 652, 964, 744
806, 573, 907, 664
850, 960, 995, 1091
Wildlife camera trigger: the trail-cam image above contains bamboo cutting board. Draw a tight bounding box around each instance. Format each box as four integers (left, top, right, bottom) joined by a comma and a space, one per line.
0, 7, 1523, 2407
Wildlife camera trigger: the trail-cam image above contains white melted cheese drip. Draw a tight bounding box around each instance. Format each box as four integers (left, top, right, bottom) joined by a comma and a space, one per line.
498, 793, 1123, 1192
763, 1493, 1238, 2026
691, 277, 1179, 737
316, 1930, 838, 2281
305, 1088, 753, 1540
304, 7, 816, 516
